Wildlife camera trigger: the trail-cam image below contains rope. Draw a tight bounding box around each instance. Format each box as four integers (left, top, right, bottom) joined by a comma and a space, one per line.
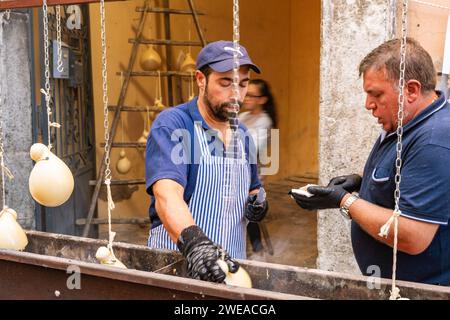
146, 104, 150, 131
411, 0, 450, 10
189, 70, 194, 100
378, 0, 409, 301
378, 209, 401, 238
157, 70, 162, 102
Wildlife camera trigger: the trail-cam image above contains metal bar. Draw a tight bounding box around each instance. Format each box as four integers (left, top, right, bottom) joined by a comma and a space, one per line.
135, 7, 204, 15
83, 0, 151, 237
0, 0, 125, 9
2, 231, 450, 300
187, 0, 206, 47
129, 38, 202, 46
76, 217, 150, 225
89, 179, 145, 186
118, 70, 193, 77
108, 105, 165, 112
0, 230, 309, 300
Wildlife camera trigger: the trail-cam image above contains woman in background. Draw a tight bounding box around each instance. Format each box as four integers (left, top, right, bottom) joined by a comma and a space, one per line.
240, 79, 277, 253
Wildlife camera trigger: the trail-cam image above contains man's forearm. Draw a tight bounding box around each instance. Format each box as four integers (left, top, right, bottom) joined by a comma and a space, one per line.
347, 197, 438, 255
153, 180, 195, 243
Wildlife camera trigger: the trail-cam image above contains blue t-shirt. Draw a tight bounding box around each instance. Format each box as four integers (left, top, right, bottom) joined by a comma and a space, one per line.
353, 93, 450, 285
145, 97, 261, 228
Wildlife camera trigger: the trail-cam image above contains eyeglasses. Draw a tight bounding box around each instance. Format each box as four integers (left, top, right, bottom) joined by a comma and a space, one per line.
245, 93, 264, 99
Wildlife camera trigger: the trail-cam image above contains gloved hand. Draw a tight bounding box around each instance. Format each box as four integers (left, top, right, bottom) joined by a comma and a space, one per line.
327, 174, 362, 193
177, 225, 239, 283
245, 187, 269, 222
289, 184, 349, 210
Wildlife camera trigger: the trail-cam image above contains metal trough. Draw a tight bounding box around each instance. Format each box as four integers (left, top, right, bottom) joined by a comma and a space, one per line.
0, 230, 449, 299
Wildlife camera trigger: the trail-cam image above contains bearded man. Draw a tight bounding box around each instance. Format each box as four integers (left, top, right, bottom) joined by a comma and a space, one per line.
145, 41, 268, 283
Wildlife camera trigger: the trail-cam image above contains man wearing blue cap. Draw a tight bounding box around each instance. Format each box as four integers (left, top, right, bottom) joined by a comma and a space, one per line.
145, 41, 268, 283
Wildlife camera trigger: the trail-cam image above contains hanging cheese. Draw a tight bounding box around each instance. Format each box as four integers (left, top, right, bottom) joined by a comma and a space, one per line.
95, 246, 127, 269
29, 143, 74, 207
137, 129, 149, 144
0, 207, 28, 251
116, 149, 131, 174
140, 45, 162, 71
180, 52, 196, 73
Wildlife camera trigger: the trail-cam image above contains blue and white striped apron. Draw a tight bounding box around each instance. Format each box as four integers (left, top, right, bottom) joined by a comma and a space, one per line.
148, 123, 251, 259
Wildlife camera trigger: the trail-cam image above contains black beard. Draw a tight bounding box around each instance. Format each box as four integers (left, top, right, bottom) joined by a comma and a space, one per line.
203, 84, 243, 122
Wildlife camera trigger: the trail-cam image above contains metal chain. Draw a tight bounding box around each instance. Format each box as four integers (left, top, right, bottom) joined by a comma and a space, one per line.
394, 1, 408, 212
56, 5, 64, 73
42, 0, 61, 151
230, 0, 240, 133
99, 0, 116, 251
391, 0, 409, 301
222, 0, 241, 224
100, 0, 111, 182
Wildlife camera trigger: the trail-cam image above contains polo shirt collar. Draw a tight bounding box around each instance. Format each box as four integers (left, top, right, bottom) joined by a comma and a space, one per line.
382, 91, 447, 140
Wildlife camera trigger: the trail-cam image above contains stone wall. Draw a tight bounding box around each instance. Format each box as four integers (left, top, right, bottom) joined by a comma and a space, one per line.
317, 0, 396, 274
0, 11, 35, 228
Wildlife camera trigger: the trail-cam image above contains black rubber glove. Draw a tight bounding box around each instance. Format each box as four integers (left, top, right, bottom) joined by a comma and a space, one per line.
327, 174, 362, 193
177, 225, 239, 283
289, 184, 349, 210
245, 187, 269, 222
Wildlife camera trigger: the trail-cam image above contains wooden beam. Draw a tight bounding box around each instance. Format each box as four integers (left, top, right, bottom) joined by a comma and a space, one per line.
129, 38, 202, 47
0, 0, 124, 10
135, 7, 205, 16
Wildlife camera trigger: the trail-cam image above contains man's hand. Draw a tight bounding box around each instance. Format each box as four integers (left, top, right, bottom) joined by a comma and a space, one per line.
245, 187, 268, 222
177, 225, 239, 282
327, 174, 362, 193
290, 184, 349, 210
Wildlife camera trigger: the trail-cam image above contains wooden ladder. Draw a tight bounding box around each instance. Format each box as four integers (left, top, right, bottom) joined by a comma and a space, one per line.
79, 0, 206, 236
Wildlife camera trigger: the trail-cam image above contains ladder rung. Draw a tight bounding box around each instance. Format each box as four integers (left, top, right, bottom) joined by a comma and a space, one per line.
108, 105, 166, 112
117, 71, 193, 77
76, 217, 150, 225
89, 179, 146, 186
129, 39, 203, 47
135, 7, 205, 15
100, 142, 146, 148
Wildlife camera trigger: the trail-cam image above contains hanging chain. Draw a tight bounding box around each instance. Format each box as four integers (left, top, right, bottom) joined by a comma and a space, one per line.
100, 0, 115, 252
101, 0, 111, 182
0, 10, 14, 210
388, 0, 409, 301
230, 0, 240, 133
41, 0, 61, 151
222, 0, 241, 220
394, 0, 408, 214
56, 5, 64, 73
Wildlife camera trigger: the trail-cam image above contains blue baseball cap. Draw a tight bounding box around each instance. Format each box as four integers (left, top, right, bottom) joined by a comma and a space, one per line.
196, 40, 261, 73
